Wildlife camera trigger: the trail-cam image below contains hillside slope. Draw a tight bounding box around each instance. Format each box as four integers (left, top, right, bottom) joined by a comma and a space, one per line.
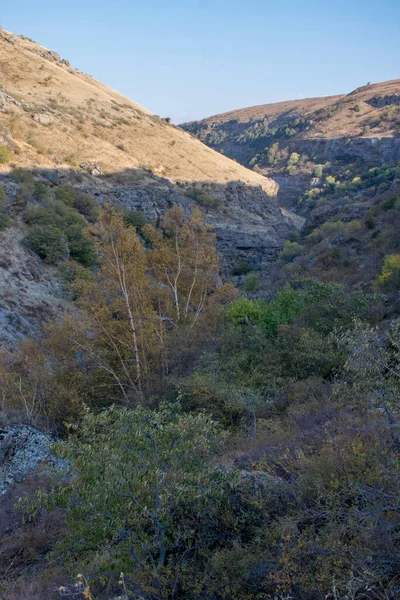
0, 28, 277, 193
0, 29, 299, 344
182, 79, 400, 203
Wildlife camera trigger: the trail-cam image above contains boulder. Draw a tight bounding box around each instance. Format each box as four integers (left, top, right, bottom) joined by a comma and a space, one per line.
0, 425, 67, 495
32, 112, 56, 125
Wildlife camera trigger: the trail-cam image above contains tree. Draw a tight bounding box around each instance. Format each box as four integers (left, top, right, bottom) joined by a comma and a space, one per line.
24, 404, 228, 589
64, 206, 233, 402
144, 207, 222, 329
76, 209, 158, 400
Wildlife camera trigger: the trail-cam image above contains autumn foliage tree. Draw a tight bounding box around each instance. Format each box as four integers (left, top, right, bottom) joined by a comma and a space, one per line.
51, 206, 235, 407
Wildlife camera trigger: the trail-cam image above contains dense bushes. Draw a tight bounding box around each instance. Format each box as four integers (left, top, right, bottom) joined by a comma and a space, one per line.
2, 166, 400, 598
26, 225, 69, 263
24, 197, 96, 266
23, 404, 228, 592
55, 186, 99, 221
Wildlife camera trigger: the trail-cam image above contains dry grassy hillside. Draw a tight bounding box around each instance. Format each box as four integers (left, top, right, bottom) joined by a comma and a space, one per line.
188, 79, 400, 140
0, 29, 277, 194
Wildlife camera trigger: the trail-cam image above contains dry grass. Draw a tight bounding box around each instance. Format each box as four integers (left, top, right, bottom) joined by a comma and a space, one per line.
0, 31, 277, 194
192, 78, 400, 140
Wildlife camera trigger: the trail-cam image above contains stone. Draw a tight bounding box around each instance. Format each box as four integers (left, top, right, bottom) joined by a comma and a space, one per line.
0, 425, 68, 495
32, 112, 56, 125
79, 162, 103, 176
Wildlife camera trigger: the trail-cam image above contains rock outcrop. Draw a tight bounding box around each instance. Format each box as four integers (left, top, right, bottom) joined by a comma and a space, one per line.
0, 425, 66, 495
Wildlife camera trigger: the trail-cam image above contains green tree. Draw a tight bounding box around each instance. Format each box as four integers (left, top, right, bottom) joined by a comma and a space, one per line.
25, 405, 227, 585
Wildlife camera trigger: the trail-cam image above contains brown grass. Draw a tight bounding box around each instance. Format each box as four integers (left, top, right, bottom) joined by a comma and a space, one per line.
0, 31, 277, 195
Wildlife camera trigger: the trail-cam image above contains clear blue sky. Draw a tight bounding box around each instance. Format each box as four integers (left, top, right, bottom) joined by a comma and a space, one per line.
3, 1, 400, 123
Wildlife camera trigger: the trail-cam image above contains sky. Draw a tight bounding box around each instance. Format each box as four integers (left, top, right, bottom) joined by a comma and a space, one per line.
2, 1, 400, 123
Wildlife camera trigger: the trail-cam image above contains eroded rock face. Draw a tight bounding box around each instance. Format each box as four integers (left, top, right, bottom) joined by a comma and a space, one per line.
0, 425, 66, 495
90, 178, 297, 272
0, 170, 297, 343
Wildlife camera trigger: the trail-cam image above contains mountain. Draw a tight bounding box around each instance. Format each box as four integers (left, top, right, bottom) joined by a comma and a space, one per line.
0, 29, 297, 343
181, 79, 400, 204
1, 31, 400, 600
182, 81, 400, 292
0, 28, 280, 190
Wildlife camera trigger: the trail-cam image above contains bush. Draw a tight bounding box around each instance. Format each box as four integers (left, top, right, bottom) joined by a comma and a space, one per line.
244, 273, 260, 292
57, 261, 95, 298
185, 188, 223, 210
10, 169, 35, 186
63, 153, 77, 167
0, 144, 12, 164
306, 221, 344, 244
280, 240, 303, 261
25, 225, 69, 263
313, 164, 323, 178
0, 184, 6, 207
122, 209, 149, 231
57, 261, 94, 286
232, 259, 252, 276
0, 213, 11, 229
354, 104, 361, 112
33, 182, 51, 202
55, 186, 76, 207
24, 404, 226, 585
65, 224, 97, 267
73, 193, 99, 222
376, 254, 400, 291
24, 199, 96, 266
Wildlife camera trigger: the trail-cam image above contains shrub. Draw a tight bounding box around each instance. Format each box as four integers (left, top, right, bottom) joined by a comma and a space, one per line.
306, 221, 344, 244
24, 199, 97, 266
11, 170, 35, 209
55, 186, 76, 207
0, 184, 6, 207
57, 261, 95, 298
267, 142, 280, 166
65, 224, 97, 267
380, 195, 398, 211
280, 240, 303, 261
324, 175, 337, 191
25, 225, 69, 263
0, 144, 12, 164
33, 182, 51, 202
57, 261, 94, 285
353, 104, 361, 112
122, 209, 149, 231
63, 153, 77, 166
10, 168, 35, 185
244, 273, 260, 292
185, 188, 223, 210
232, 259, 252, 276
285, 127, 297, 137
313, 164, 323, 178
376, 254, 400, 291
73, 193, 99, 222
23, 404, 226, 585
0, 213, 11, 229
